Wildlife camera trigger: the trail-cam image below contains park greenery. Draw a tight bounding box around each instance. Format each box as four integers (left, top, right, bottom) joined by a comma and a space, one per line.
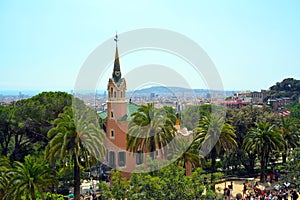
267, 78, 300, 101
0, 78, 299, 199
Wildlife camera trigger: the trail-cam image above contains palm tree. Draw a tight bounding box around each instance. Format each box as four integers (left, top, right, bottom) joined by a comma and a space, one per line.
127, 103, 176, 158
173, 138, 201, 175
243, 122, 284, 182
193, 114, 237, 173
279, 117, 299, 163
5, 155, 54, 200
0, 156, 12, 199
46, 102, 106, 200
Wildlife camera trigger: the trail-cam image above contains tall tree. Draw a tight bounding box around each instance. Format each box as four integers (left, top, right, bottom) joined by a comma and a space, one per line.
2, 92, 72, 161
279, 117, 299, 163
227, 105, 280, 173
193, 114, 237, 173
127, 103, 177, 157
46, 101, 105, 200
5, 155, 54, 200
173, 138, 200, 175
243, 122, 284, 182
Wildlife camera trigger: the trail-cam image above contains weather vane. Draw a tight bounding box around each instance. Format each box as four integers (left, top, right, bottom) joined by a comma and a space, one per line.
114, 32, 119, 45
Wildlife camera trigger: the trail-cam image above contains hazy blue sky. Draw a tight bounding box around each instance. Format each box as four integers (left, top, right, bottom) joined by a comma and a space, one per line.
1, 1, 300, 92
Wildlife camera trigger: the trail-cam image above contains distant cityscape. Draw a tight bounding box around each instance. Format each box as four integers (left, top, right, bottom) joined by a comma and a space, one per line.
0, 86, 237, 107
1, 85, 297, 117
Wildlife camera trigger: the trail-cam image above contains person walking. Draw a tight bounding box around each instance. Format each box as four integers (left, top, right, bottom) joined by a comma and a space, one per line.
243, 182, 247, 197
269, 172, 274, 184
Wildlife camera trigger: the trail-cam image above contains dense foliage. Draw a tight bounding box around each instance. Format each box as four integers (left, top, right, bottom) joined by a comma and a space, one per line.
0, 155, 55, 200
98, 162, 222, 200
0, 92, 72, 161
127, 103, 177, 154
0, 84, 299, 199
268, 78, 300, 100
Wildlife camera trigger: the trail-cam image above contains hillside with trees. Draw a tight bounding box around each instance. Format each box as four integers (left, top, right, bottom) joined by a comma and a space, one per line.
267, 78, 300, 100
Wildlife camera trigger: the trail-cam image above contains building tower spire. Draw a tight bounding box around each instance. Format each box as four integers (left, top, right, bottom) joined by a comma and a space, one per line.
113, 33, 121, 83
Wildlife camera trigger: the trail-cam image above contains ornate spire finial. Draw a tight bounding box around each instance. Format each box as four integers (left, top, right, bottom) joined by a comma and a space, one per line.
114, 32, 119, 46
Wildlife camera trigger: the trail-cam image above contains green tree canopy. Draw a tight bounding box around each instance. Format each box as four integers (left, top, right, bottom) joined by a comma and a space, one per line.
127, 103, 177, 157
268, 78, 300, 100
2, 155, 54, 200
243, 122, 284, 182
193, 113, 237, 173
226, 105, 280, 173
279, 116, 300, 163
99, 163, 210, 200
46, 99, 105, 200
0, 92, 72, 161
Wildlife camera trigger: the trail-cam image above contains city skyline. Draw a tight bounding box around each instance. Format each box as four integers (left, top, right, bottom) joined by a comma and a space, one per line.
1, 1, 300, 92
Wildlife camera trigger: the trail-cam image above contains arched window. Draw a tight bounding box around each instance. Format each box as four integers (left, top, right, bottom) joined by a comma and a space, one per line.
111, 111, 114, 118
114, 91, 116, 98
110, 87, 113, 98
110, 129, 115, 138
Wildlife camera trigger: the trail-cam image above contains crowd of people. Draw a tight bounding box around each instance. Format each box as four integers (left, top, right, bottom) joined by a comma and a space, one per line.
238, 181, 299, 200
222, 177, 299, 200
242, 188, 299, 200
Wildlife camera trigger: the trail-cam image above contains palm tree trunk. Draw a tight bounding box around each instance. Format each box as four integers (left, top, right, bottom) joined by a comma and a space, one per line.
265, 151, 270, 181
211, 147, 217, 173
260, 154, 266, 183
249, 153, 255, 174
74, 157, 81, 200
51, 158, 56, 193
265, 151, 270, 170
185, 161, 192, 176
282, 146, 288, 163
150, 140, 155, 159
30, 186, 37, 200
243, 152, 255, 174
282, 153, 287, 163
210, 147, 217, 191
